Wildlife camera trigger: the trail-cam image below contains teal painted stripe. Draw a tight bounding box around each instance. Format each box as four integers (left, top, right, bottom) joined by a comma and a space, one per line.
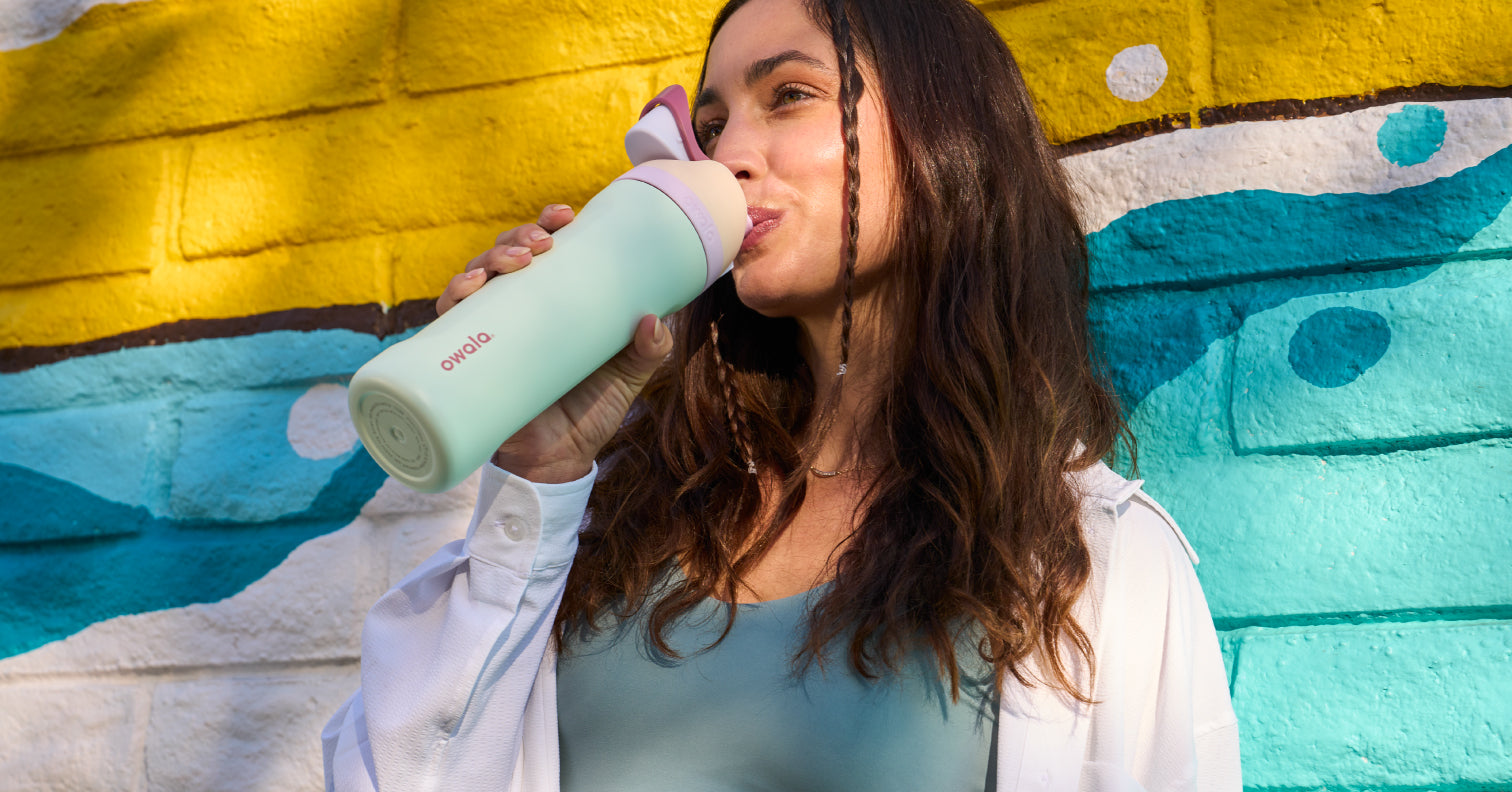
1087, 141, 1512, 292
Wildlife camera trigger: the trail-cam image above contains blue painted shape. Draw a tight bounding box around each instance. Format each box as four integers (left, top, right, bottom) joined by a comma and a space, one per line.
1087, 140, 1512, 292
0, 463, 153, 544
169, 388, 355, 523
0, 449, 387, 658
1110, 193, 1512, 621
1287, 307, 1391, 388
1376, 104, 1448, 167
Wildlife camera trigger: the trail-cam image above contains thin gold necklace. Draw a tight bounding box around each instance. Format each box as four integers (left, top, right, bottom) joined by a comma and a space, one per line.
808, 463, 880, 478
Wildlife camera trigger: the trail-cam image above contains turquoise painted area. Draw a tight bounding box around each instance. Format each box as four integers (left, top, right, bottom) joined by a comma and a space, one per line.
0, 327, 415, 658
1105, 232, 1512, 621
1090, 129, 1512, 786
1287, 307, 1391, 388
1377, 104, 1448, 167
0, 329, 397, 413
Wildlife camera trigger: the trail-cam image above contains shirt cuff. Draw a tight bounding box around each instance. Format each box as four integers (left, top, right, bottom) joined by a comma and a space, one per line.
465, 461, 597, 575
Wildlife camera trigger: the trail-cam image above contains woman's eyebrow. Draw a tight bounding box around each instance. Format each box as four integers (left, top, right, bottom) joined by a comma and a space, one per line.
694, 49, 833, 113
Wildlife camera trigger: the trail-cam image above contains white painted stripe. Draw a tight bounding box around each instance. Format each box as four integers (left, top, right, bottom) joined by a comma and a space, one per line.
1064, 98, 1512, 233
0, 0, 154, 51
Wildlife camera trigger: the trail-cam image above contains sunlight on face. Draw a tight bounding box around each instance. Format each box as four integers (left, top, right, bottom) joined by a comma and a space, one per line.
695, 0, 899, 323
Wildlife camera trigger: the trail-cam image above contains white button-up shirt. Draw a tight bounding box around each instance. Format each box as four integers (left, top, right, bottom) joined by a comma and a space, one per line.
323, 460, 1241, 791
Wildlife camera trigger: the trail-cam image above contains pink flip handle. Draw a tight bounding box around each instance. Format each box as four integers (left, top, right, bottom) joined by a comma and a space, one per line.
638, 85, 709, 162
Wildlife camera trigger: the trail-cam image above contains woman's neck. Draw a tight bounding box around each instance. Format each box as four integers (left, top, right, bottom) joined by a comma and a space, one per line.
795, 298, 888, 472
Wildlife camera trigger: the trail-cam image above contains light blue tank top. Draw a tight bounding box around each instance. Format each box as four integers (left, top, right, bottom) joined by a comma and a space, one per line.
556, 577, 998, 791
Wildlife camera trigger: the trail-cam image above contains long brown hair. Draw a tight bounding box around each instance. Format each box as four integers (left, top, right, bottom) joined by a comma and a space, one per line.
554, 0, 1126, 702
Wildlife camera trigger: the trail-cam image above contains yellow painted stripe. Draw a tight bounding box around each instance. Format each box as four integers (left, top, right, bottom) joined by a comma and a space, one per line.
2, 0, 1509, 353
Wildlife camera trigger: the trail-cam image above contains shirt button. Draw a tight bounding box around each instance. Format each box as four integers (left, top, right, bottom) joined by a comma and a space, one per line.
494, 518, 527, 541
1039, 772, 1050, 787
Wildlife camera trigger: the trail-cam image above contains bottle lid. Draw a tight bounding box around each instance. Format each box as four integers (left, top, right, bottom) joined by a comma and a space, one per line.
615, 160, 746, 289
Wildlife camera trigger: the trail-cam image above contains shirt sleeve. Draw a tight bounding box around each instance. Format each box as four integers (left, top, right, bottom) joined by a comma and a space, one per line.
1079, 490, 1242, 791
322, 462, 595, 792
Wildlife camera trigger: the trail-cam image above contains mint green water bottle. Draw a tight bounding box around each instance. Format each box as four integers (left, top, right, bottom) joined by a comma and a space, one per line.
348, 157, 746, 492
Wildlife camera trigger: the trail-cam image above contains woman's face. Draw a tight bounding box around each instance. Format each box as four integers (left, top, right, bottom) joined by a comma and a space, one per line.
695, 0, 897, 322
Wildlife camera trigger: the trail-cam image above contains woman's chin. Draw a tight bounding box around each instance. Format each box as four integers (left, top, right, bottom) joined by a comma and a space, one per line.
731, 278, 824, 320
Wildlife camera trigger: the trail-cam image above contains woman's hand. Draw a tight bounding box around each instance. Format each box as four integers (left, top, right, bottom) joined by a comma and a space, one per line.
437, 204, 674, 484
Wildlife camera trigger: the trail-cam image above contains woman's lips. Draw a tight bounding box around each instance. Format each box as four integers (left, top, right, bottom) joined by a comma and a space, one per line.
741, 207, 783, 253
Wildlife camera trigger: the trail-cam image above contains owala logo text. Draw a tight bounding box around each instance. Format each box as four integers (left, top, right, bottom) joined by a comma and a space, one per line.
440, 333, 494, 370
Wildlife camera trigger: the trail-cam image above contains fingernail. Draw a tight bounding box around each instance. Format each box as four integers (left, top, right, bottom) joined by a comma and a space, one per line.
548, 204, 570, 212
506, 246, 530, 257
528, 229, 548, 242
467, 268, 485, 278
653, 320, 667, 344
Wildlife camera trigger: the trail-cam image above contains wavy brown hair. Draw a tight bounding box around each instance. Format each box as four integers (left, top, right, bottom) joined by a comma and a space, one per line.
553, 0, 1127, 702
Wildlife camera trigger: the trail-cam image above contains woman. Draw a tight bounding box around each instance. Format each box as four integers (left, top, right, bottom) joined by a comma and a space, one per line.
323, 0, 1240, 788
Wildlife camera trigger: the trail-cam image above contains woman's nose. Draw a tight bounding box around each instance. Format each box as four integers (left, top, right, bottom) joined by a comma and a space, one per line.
711, 121, 763, 182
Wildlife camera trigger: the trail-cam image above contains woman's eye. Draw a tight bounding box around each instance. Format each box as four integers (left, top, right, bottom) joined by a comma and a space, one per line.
695, 120, 724, 149
774, 85, 810, 106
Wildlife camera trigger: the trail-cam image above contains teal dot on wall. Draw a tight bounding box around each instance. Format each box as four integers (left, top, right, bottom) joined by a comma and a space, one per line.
1288, 307, 1392, 388
1376, 104, 1447, 167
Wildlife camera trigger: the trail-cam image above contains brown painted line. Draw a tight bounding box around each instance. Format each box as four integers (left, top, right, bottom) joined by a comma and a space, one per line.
0, 300, 439, 375
1053, 112, 1193, 157
1054, 82, 1512, 157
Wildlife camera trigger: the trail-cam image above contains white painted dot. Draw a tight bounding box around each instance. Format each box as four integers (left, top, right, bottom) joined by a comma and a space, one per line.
288, 383, 359, 460
1105, 44, 1168, 103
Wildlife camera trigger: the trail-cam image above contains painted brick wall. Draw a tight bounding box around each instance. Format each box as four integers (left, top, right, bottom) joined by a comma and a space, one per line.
0, 0, 1508, 789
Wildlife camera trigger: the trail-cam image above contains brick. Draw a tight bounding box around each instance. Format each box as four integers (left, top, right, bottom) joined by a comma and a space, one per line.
984, 0, 1201, 146
1212, 0, 1512, 110
0, 142, 168, 288
180, 64, 653, 258
1140, 430, 1512, 622
0, 235, 387, 352
0, 682, 143, 791
1230, 622, 1512, 788
145, 670, 358, 792
0, 400, 167, 519
0, 0, 392, 156
647, 54, 705, 102
400, 0, 723, 94
390, 221, 513, 305
169, 388, 357, 523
